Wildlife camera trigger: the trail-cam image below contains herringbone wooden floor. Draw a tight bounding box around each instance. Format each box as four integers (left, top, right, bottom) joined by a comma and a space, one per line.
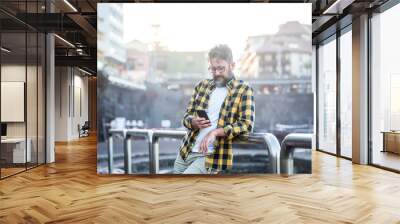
1, 135, 400, 224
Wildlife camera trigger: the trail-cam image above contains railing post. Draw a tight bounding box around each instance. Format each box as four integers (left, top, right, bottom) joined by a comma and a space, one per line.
148, 131, 156, 174
107, 134, 114, 174
123, 134, 132, 174
264, 133, 281, 174
153, 136, 160, 174
281, 151, 294, 176
280, 133, 312, 176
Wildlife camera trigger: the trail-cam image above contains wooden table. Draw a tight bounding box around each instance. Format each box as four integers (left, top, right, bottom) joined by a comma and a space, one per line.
381, 131, 400, 154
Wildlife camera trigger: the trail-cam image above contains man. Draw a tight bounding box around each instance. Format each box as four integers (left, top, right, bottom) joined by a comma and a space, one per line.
173, 44, 255, 174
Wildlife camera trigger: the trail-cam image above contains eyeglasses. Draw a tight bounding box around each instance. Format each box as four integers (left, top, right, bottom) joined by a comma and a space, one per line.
208, 66, 226, 73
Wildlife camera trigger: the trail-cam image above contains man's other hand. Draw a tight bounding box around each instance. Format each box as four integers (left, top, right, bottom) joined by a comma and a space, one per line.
191, 117, 211, 130
199, 130, 216, 155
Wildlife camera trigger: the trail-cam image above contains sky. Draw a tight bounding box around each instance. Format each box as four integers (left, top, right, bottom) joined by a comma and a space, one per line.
122, 3, 311, 61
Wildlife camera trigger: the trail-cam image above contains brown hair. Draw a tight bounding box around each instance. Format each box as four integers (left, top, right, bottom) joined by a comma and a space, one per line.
208, 44, 233, 63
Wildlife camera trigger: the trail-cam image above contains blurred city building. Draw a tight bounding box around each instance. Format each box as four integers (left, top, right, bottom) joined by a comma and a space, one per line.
239, 21, 312, 94
126, 39, 150, 84
97, 3, 126, 79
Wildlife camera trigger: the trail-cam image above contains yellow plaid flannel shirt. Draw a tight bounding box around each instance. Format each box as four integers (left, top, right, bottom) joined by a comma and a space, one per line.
179, 76, 255, 171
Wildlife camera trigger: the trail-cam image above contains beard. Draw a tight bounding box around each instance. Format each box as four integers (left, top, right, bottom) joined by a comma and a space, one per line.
214, 77, 226, 87
214, 71, 233, 87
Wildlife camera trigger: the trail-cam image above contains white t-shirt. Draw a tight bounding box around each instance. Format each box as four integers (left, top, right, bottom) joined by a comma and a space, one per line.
191, 87, 228, 153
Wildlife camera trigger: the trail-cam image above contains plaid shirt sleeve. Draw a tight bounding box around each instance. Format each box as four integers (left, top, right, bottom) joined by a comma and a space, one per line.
223, 86, 255, 140
182, 82, 201, 130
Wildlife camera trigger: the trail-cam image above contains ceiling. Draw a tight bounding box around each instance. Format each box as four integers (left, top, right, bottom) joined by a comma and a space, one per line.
311, 0, 390, 44
0, 0, 394, 74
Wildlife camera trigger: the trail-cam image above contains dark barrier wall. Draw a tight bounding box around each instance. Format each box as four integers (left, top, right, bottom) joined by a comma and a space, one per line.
98, 74, 313, 143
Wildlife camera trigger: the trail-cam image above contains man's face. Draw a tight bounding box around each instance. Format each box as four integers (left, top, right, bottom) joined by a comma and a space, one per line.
209, 58, 235, 87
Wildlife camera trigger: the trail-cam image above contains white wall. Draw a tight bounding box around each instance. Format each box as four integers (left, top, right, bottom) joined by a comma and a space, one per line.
55, 67, 69, 141
1, 64, 46, 164
1, 65, 32, 137
55, 67, 89, 141
1, 65, 26, 136
71, 73, 89, 138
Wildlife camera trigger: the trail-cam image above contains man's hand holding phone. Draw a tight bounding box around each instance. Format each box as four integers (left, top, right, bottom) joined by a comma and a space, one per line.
191, 117, 211, 130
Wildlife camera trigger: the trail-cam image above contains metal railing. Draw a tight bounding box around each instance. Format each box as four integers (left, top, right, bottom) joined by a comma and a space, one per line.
108, 128, 152, 174
107, 128, 281, 174
280, 133, 312, 176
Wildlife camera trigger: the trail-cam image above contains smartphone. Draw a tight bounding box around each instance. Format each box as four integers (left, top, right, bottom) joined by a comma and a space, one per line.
196, 109, 210, 121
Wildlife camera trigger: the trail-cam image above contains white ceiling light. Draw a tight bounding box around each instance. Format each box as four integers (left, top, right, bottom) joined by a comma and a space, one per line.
54, 34, 75, 48
1, 47, 11, 53
78, 67, 93, 76
63, 0, 78, 12
323, 0, 355, 15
